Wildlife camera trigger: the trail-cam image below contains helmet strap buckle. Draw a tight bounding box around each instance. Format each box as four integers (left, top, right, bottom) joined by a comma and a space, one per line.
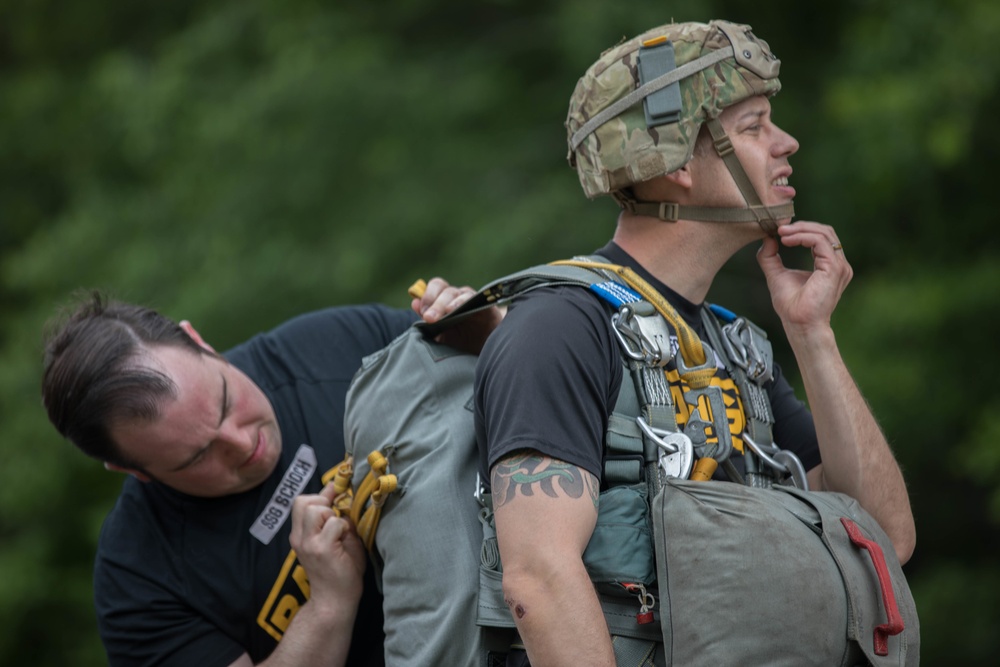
612, 190, 638, 214
713, 134, 735, 158
657, 202, 680, 221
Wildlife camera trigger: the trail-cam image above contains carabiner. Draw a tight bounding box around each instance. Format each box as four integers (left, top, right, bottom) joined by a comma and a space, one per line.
742, 435, 809, 491
636, 416, 694, 480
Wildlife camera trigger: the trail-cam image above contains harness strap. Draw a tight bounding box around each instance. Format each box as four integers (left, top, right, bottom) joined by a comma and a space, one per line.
551, 260, 715, 389
701, 307, 774, 443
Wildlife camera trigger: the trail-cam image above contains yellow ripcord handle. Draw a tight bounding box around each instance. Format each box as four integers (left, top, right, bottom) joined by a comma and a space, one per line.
550, 260, 715, 389
408, 279, 427, 299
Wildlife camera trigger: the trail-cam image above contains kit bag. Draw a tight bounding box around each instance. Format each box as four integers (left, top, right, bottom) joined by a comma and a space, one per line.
650, 478, 920, 667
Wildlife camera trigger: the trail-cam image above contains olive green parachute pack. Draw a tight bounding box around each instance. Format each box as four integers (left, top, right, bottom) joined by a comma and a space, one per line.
340, 259, 919, 667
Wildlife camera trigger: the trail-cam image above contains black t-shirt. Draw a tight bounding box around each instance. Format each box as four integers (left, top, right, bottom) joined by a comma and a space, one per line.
475, 242, 821, 485
94, 305, 416, 667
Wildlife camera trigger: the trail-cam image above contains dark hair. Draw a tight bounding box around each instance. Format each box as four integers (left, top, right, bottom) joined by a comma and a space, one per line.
42, 292, 207, 468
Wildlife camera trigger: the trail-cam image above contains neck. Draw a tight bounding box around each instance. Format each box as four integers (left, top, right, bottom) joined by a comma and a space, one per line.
612, 211, 760, 304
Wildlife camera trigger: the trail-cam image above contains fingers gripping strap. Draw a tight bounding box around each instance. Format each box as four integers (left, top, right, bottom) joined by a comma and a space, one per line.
570, 47, 735, 152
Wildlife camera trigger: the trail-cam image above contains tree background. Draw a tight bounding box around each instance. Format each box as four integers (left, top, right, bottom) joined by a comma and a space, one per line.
2, 0, 998, 663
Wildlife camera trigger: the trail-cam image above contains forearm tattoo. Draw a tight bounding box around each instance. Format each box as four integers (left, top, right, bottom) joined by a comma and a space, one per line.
491, 452, 599, 511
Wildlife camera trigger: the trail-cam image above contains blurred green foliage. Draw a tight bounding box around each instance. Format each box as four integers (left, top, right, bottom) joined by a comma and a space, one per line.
2, 0, 998, 663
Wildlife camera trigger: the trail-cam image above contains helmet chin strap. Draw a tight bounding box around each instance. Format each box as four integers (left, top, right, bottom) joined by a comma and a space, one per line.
617, 117, 793, 236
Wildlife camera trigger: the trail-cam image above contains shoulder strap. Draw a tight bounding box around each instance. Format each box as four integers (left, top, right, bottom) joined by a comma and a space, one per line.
701, 305, 809, 489
416, 260, 618, 338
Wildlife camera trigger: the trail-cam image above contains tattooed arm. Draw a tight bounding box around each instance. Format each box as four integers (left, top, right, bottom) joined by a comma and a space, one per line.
492, 451, 614, 667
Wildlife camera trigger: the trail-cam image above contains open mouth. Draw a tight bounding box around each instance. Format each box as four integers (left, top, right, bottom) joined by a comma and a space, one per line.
773, 176, 789, 187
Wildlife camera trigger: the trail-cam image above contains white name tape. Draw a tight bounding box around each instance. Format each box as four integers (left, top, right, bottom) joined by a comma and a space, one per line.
249, 444, 317, 545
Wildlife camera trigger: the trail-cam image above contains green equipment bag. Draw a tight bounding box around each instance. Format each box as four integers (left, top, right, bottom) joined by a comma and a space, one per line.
344, 325, 483, 666
651, 478, 919, 667
343, 262, 614, 667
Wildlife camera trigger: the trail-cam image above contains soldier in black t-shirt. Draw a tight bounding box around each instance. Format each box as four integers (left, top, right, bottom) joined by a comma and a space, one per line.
475, 20, 917, 665
42, 280, 494, 667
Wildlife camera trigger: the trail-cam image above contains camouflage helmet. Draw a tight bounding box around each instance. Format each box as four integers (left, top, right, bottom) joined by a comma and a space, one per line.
566, 20, 783, 208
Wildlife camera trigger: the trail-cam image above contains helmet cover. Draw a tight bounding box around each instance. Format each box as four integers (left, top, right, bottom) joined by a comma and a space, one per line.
566, 20, 782, 198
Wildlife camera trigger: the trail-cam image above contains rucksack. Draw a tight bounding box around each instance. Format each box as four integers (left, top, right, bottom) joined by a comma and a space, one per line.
341, 259, 919, 667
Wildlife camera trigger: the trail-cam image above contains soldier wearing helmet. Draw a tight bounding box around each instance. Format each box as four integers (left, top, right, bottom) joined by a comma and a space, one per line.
474, 20, 915, 665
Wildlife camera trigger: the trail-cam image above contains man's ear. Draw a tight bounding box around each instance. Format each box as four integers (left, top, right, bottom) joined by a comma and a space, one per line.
104, 462, 152, 483
631, 167, 692, 202
179, 320, 216, 354
662, 162, 693, 191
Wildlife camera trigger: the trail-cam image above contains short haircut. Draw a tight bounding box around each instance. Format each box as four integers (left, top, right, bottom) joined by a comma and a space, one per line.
42, 292, 207, 468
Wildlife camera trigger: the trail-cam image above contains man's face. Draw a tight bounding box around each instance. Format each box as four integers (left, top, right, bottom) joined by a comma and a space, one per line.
688, 95, 799, 226
110, 345, 282, 497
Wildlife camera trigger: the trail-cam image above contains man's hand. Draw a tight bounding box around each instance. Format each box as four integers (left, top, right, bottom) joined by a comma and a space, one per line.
757, 221, 915, 563
410, 276, 504, 355
756, 221, 852, 334
289, 483, 366, 615
241, 484, 365, 667
410, 277, 477, 324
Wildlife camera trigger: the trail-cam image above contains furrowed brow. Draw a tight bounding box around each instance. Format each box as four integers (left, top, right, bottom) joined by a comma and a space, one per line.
169, 372, 226, 472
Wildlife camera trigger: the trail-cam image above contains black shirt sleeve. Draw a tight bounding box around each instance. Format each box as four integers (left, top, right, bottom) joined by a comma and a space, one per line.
475, 286, 623, 482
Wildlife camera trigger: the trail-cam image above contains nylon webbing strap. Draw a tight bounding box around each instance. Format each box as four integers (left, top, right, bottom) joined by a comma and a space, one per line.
418, 263, 611, 338
705, 117, 781, 235
604, 458, 643, 485
604, 378, 649, 486
626, 201, 795, 223
570, 47, 734, 151
551, 259, 715, 388
700, 307, 774, 485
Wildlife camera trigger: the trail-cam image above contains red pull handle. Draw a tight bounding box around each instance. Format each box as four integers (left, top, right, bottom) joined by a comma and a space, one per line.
840, 518, 905, 656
